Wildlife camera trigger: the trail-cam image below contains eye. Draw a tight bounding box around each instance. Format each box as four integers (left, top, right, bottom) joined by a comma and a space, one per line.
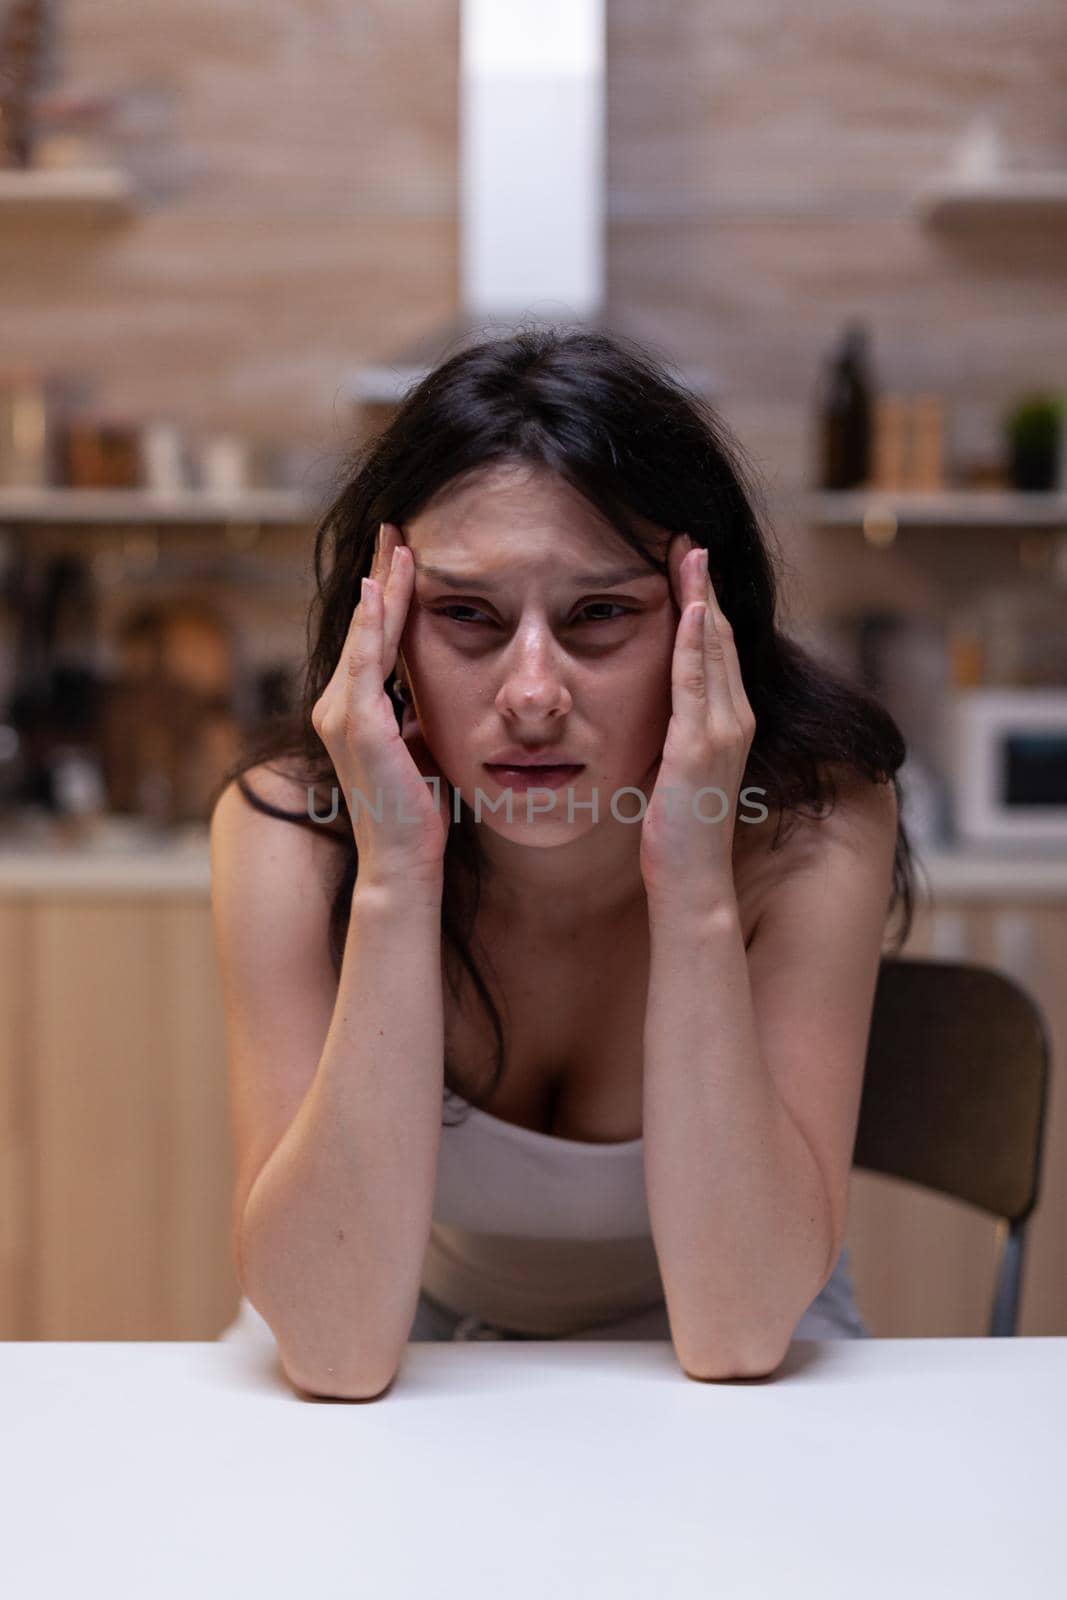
576, 602, 632, 624
437, 604, 493, 625
436, 602, 635, 627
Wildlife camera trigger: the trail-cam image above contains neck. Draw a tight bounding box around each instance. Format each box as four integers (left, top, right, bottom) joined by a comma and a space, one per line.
466, 816, 648, 930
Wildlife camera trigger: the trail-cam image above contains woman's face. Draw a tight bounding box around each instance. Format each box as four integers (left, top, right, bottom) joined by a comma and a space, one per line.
396, 460, 680, 848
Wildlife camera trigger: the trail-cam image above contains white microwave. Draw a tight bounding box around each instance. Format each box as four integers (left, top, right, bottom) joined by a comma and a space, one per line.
947, 689, 1067, 849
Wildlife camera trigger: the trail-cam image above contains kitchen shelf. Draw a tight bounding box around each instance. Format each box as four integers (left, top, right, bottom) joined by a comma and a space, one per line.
0, 487, 314, 526
802, 491, 1067, 531
915, 173, 1067, 229
0, 167, 135, 223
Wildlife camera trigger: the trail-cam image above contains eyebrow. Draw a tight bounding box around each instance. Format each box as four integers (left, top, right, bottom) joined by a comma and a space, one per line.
414, 561, 661, 590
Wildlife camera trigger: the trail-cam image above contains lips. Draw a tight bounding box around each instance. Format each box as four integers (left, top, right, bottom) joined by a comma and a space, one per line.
483, 763, 585, 791
486, 748, 583, 766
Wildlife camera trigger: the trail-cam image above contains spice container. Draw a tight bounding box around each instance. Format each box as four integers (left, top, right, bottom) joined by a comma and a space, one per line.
948, 606, 985, 689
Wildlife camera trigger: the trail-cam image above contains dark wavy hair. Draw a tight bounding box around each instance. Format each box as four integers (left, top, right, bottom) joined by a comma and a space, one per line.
214, 324, 919, 1124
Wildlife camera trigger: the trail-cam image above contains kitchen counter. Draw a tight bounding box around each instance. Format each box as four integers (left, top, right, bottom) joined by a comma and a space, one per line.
911, 847, 1067, 899
1, 822, 1067, 899
0, 817, 212, 895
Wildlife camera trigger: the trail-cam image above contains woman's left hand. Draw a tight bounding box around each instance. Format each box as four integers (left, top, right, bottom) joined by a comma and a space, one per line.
638, 534, 757, 912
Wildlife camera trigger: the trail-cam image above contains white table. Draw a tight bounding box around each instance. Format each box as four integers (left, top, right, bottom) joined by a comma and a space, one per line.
3, 1337, 1065, 1598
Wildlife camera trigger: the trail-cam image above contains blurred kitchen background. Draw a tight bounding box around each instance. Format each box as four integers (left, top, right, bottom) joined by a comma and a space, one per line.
1, 1, 1065, 1342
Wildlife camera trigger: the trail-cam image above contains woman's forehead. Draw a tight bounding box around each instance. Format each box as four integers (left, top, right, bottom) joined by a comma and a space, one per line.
411, 461, 593, 529
405, 462, 672, 562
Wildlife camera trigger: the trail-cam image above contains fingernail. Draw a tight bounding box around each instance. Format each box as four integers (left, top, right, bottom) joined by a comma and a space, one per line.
361, 576, 370, 600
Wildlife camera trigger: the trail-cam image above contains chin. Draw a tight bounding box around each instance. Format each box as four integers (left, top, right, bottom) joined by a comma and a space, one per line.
471, 805, 596, 841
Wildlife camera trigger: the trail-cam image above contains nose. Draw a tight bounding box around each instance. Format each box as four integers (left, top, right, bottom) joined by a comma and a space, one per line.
494, 622, 573, 723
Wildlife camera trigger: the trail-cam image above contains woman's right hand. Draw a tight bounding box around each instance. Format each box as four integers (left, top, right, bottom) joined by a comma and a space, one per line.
311, 522, 451, 895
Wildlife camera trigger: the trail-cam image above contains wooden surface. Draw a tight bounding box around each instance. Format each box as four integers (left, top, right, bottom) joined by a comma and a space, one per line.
0, 903, 31, 1338
0, 896, 235, 1339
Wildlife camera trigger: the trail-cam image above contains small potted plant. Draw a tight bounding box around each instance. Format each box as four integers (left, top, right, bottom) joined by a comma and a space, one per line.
1005, 392, 1064, 491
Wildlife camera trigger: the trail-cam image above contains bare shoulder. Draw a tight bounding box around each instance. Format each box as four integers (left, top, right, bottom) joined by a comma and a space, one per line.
210, 757, 350, 919
814, 761, 899, 854
218, 754, 345, 830
734, 763, 898, 921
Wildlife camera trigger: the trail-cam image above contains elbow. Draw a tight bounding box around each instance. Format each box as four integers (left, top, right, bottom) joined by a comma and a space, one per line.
675, 1332, 790, 1383
268, 1310, 406, 1401
280, 1344, 403, 1402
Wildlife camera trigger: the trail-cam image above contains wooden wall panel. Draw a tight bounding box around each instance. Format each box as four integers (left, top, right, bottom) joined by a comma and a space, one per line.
1010, 909, 1067, 1335
607, 1, 1066, 202
27, 898, 234, 1339
2, 1, 459, 446
30, 902, 169, 1336
159, 902, 236, 1339
0, 903, 32, 1338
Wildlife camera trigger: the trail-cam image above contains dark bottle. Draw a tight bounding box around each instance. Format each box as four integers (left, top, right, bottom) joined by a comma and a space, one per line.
11, 554, 103, 813
3, 549, 51, 808
0, 0, 48, 169
818, 322, 874, 490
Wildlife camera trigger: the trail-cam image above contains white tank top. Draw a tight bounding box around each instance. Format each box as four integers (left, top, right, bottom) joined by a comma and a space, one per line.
420, 1092, 665, 1335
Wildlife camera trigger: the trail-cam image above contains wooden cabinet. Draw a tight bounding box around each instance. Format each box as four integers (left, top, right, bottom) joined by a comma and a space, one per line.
2, 873, 1065, 1339
0, 891, 236, 1339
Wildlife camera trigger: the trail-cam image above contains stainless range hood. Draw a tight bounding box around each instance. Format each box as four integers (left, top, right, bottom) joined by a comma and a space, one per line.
351, 0, 715, 405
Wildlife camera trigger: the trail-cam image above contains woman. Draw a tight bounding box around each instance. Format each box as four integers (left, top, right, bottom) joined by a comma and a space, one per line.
212, 326, 915, 1395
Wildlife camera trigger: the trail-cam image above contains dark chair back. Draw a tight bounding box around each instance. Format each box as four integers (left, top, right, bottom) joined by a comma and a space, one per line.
854, 957, 1052, 1335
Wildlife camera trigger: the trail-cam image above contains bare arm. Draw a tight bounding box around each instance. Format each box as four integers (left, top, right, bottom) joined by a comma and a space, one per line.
640, 540, 896, 1380
217, 528, 451, 1399
236, 880, 444, 1400
643, 779, 897, 1381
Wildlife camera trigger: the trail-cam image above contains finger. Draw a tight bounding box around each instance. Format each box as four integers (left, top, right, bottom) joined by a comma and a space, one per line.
668, 546, 716, 730
680, 547, 734, 726
703, 567, 755, 733
380, 534, 413, 674
699, 588, 738, 728
366, 521, 407, 677
681, 543, 707, 609
669, 598, 712, 734
320, 572, 373, 708
346, 575, 386, 699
